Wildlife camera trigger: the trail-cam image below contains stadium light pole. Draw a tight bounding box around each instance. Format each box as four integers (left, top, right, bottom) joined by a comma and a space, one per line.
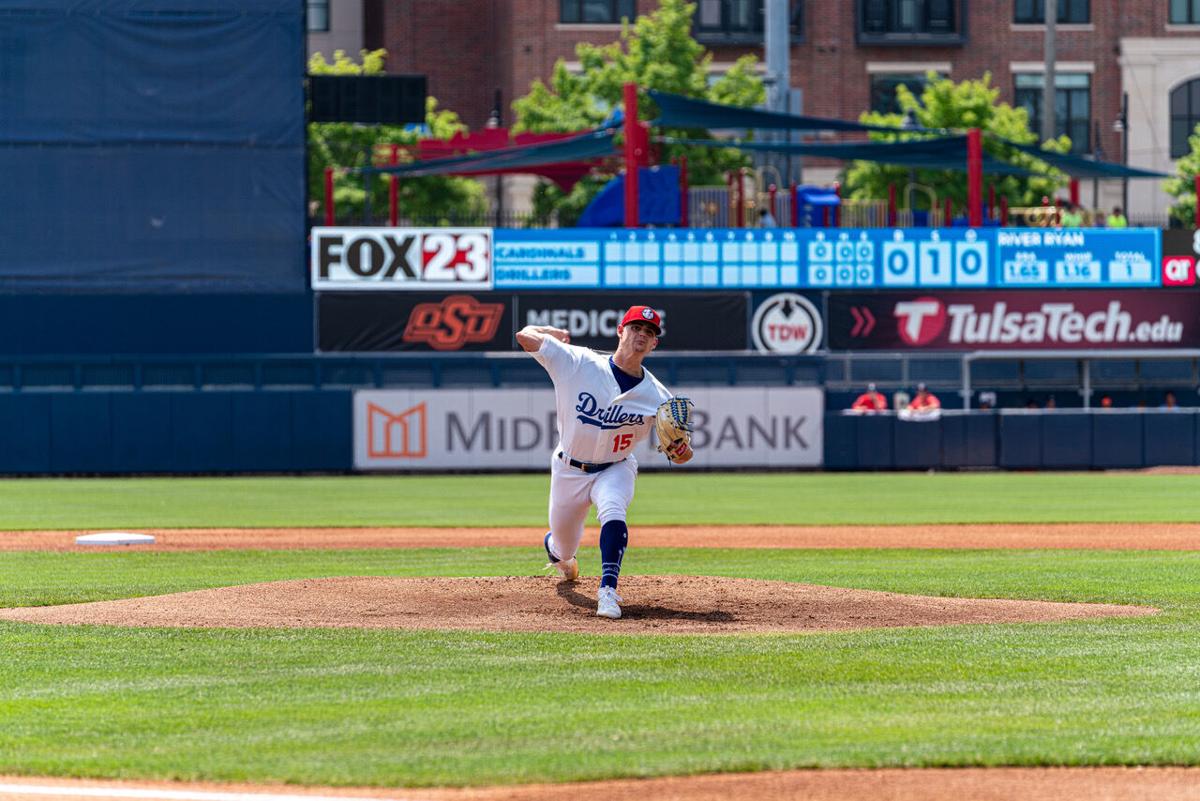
1042, 0, 1057, 142
901, 109, 921, 217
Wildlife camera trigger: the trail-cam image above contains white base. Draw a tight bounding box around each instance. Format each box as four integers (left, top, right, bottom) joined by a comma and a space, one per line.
75, 532, 156, 546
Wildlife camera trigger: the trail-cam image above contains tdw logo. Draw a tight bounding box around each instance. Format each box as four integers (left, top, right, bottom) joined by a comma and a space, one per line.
403, 295, 504, 350
894, 297, 946, 346
751, 293, 822, 354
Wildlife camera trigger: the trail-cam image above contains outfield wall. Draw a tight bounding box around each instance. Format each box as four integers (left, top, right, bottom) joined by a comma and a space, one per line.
0, 388, 1197, 473
825, 410, 1200, 470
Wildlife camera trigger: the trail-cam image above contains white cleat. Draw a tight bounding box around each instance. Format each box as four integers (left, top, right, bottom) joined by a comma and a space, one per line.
596, 586, 623, 619
546, 557, 579, 582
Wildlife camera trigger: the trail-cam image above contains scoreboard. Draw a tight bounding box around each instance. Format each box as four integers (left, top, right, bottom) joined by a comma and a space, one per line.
311, 227, 1162, 291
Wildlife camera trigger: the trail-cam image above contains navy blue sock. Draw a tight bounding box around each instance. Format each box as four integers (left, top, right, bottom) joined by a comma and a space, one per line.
599, 520, 628, 590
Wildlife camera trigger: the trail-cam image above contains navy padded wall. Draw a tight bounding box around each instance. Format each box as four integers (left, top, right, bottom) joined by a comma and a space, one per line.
0, 1, 305, 294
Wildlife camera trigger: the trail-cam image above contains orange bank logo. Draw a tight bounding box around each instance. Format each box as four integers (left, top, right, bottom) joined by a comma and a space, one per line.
367, 402, 427, 459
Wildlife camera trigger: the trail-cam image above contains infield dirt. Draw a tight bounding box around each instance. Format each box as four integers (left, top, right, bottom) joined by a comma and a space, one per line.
0, 574, 1157, 633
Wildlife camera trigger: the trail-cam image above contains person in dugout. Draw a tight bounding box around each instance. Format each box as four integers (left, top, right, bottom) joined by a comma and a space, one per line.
907, 383, 941, 413
850, 383, 888, 413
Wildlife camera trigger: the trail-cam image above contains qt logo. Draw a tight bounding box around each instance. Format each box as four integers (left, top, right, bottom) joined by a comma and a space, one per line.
1162, 256, 1196, 286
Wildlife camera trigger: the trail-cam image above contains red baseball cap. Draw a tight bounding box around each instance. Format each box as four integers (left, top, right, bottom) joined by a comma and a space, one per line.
619, 305, 662, 335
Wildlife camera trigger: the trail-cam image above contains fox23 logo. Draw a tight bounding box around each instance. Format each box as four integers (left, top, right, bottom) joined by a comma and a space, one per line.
312, 228, 492, 289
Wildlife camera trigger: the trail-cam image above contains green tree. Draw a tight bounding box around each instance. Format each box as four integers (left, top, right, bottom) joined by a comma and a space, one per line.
307, 49, 485, 223
1164, 125, 1200, 225
511, 0, 764, 226
842, 73, 1069, 213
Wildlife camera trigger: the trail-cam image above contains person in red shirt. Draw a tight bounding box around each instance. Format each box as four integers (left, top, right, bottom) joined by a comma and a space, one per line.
850, 383, 888, 413
907, 383, 941, 413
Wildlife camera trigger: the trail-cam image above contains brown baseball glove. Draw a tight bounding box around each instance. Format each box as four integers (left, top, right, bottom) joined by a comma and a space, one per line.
654, 397, 695, 464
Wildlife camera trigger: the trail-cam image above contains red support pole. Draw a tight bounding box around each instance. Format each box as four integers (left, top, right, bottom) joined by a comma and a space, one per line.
1194, 174, 1200, 229
888, 183, 897, 227
736, 168, 746, 227
679, 155, 689, 227
790, 184, 799, 227
1069, 178, 1080, 207
833, 182, 842, 227
943, 197, 952, 227
324, 166, 335, 226
623, 82, 639, 228
988, 183, 995, 222
1000, 195, 1009, 226
967, 127, 983, 227
388, 144, 399, 227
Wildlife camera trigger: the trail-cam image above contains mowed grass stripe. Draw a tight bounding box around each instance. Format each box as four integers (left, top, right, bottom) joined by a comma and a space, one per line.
0, 473, 1199, 529
2, 615, 1200, 784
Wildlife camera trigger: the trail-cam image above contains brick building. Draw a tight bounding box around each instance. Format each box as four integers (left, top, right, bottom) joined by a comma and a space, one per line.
357, 0, 1200, 220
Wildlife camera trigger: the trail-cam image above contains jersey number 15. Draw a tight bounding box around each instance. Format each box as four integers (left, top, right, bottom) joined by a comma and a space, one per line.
612, 433, 633, 453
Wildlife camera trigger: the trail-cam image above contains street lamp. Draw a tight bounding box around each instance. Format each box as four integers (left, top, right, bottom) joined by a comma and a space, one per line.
1113, 92, 1129, 221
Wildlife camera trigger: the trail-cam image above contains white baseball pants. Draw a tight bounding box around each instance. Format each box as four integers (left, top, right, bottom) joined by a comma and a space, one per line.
545, 452, 638, 562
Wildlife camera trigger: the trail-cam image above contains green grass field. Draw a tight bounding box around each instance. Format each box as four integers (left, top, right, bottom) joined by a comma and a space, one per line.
0, 472, 1199, 528
1, 473, 1199, 787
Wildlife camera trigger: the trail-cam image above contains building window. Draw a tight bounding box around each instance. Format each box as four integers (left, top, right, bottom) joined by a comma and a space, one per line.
695, 0, 804, 42
1170, 0, 1200, 23
560, 0, 637, 23
870, 73, 936, 114
1013, 0, 1089, 23
1014, 73, 1090, 153
1170, 78, 1200, 158
859, 0, 958, 38
307, 0, 329, 32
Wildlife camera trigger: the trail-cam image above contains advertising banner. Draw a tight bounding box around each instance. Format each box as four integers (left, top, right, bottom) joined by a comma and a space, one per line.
829, 290, 1198, 351
1162, 229, 1199, 287
312, 227, 1162, 292
319, 293, 513, 352
321, 292, 749, 352
354, 386, 824, 470
312, 228, 494, 291
749, 292, 824, 354
513, 292, 747, 350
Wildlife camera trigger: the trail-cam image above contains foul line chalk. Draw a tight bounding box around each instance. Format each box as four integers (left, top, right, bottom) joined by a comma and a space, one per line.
0, 784, 418, 801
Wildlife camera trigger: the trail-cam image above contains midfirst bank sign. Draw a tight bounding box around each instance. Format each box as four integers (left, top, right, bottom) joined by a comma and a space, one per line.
353, 387, 824, 470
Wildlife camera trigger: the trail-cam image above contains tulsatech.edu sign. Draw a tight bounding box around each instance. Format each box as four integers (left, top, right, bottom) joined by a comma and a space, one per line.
828, 290, 1197, 351
353, 387, 824, 470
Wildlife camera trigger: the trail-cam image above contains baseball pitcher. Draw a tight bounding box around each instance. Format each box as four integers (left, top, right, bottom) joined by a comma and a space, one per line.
516, 305, 695, 619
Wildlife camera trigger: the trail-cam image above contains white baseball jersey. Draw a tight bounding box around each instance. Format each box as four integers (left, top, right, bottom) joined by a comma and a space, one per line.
532, 336, 672, 464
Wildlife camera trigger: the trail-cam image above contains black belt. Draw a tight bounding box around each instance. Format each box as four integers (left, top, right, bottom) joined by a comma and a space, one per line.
557, 451, 623, 474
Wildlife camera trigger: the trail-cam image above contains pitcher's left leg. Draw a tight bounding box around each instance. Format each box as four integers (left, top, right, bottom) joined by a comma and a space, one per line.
591, 460, 637, 618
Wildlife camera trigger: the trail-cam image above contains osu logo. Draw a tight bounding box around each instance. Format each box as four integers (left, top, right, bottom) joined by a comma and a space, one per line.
1162, 256, 1196, 286
404, 295, 504, 350
367, 402, 426, 459
751, 293, 822, 354
894, 297, 946, 346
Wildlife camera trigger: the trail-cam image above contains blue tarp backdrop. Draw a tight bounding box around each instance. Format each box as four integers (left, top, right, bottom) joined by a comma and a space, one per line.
0, 0, 306, 293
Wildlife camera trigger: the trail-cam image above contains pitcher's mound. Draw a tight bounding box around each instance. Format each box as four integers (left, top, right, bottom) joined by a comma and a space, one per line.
0, 576, 1156, 634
